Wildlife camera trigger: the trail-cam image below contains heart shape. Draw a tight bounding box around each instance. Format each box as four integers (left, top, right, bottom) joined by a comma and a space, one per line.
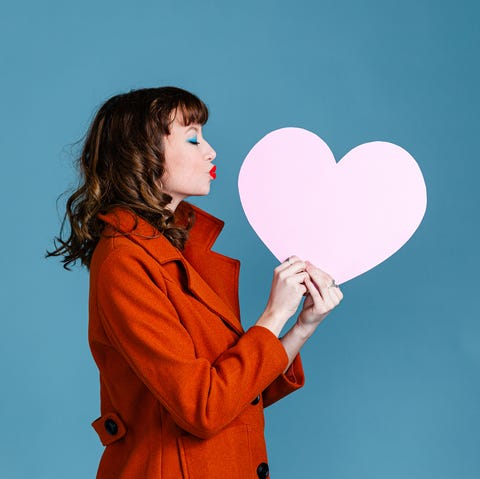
238, 128, 427, 284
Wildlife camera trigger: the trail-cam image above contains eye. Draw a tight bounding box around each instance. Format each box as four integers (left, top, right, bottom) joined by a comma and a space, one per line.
187, 136, 200, 145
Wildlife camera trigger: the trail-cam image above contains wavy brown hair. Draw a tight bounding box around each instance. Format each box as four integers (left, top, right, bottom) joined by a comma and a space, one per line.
46, 86, 208, 270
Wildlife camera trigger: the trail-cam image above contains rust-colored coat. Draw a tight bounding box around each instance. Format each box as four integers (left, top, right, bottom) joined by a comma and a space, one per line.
88, 203, 305, 479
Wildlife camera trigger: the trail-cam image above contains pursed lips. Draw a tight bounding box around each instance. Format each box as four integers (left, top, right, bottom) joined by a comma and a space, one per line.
209, 165, 217, 179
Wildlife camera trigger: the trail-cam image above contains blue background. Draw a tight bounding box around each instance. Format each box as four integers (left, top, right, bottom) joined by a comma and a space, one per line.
1, 0, 479, 477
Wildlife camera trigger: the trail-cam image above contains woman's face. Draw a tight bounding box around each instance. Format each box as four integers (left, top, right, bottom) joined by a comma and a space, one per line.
162, 116, 217, 210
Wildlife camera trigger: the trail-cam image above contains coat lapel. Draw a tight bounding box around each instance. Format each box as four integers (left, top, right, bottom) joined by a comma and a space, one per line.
182, 204, 241, 319
177, 256, 243, 335
98, 204, 244, 336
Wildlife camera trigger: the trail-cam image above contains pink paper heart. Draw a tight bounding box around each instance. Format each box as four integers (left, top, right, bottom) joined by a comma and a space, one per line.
238, 128, 427, 284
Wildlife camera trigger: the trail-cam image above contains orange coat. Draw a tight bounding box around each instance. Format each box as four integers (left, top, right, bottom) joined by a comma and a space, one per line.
88, 203, 305, 479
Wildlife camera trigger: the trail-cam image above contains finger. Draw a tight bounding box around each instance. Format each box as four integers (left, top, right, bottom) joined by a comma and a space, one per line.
305, 276, 331, 313
279, 261, 307, 279
304, 275, 323, 304
306, 265, 332, 284
305, 262, 340, 292
277, 255, 303, 273
326, 287, 340, 307
330, 285, 343, 302
325, 282, 345, 310
305, 267, 332, 298
276, 261, 290, 273
321, 273, 342, 301
286, 271, 310, 289
305, 264, 343, 308
307, 266, 340, 301
314, 276, 338, 308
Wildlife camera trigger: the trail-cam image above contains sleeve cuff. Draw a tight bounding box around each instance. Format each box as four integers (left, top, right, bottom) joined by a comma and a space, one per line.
283, 353, 305, 386
261, 353, 305, 408
245, 325, 290, 372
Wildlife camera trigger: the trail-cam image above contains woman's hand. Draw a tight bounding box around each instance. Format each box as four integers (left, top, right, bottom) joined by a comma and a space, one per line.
266, 261, 344, 371
256, 256, 308, 336
296, 261, 343, 336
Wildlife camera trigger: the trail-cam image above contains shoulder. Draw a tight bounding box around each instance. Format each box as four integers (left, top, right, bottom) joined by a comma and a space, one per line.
90, 235, 172, 292
91, 233, 150, 268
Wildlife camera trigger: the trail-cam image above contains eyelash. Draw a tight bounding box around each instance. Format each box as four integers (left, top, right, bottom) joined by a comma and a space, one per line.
187, 137, 200, 145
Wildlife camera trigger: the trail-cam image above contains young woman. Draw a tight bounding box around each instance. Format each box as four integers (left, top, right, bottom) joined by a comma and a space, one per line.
48, 86, 343, 479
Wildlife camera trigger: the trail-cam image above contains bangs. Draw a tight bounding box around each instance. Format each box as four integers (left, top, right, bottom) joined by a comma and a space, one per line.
175, 96, 209, 126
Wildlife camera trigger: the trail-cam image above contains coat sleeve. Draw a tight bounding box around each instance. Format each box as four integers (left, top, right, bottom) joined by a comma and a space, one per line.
262, 354, 305, 408
94, 245, 290, 439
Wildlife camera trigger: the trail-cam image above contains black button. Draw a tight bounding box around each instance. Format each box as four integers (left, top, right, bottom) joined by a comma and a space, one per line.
104, 418, 118, 435
251, 395, 261, 405
257, 462, 269, 478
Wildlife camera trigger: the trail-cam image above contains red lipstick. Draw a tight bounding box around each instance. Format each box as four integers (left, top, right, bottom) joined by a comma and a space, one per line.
209, 165, 217, 179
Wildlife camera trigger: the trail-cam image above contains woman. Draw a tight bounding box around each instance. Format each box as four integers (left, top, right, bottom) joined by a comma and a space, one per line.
48, 86, 343, 479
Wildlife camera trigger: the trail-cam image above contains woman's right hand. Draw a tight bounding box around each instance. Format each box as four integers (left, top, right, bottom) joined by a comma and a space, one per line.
256, 256, 308, 336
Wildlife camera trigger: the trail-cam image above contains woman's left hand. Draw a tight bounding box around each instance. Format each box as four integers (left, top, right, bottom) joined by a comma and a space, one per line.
297, 261, 343, 333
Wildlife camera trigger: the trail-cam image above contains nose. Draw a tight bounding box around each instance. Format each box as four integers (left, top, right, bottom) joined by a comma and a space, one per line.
205, 140, 216, 161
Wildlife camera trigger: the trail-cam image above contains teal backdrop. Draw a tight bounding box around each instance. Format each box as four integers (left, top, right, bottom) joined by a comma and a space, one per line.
1, 1, 479, 478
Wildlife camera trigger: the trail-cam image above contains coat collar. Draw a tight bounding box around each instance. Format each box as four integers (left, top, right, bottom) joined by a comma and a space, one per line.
97, 202, 243, 335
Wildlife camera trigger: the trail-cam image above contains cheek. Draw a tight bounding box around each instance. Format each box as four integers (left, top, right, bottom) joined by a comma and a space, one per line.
164, 155, 186, 176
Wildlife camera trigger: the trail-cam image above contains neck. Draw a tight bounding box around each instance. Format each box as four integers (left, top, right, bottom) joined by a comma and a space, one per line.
165, 194, 187, 213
